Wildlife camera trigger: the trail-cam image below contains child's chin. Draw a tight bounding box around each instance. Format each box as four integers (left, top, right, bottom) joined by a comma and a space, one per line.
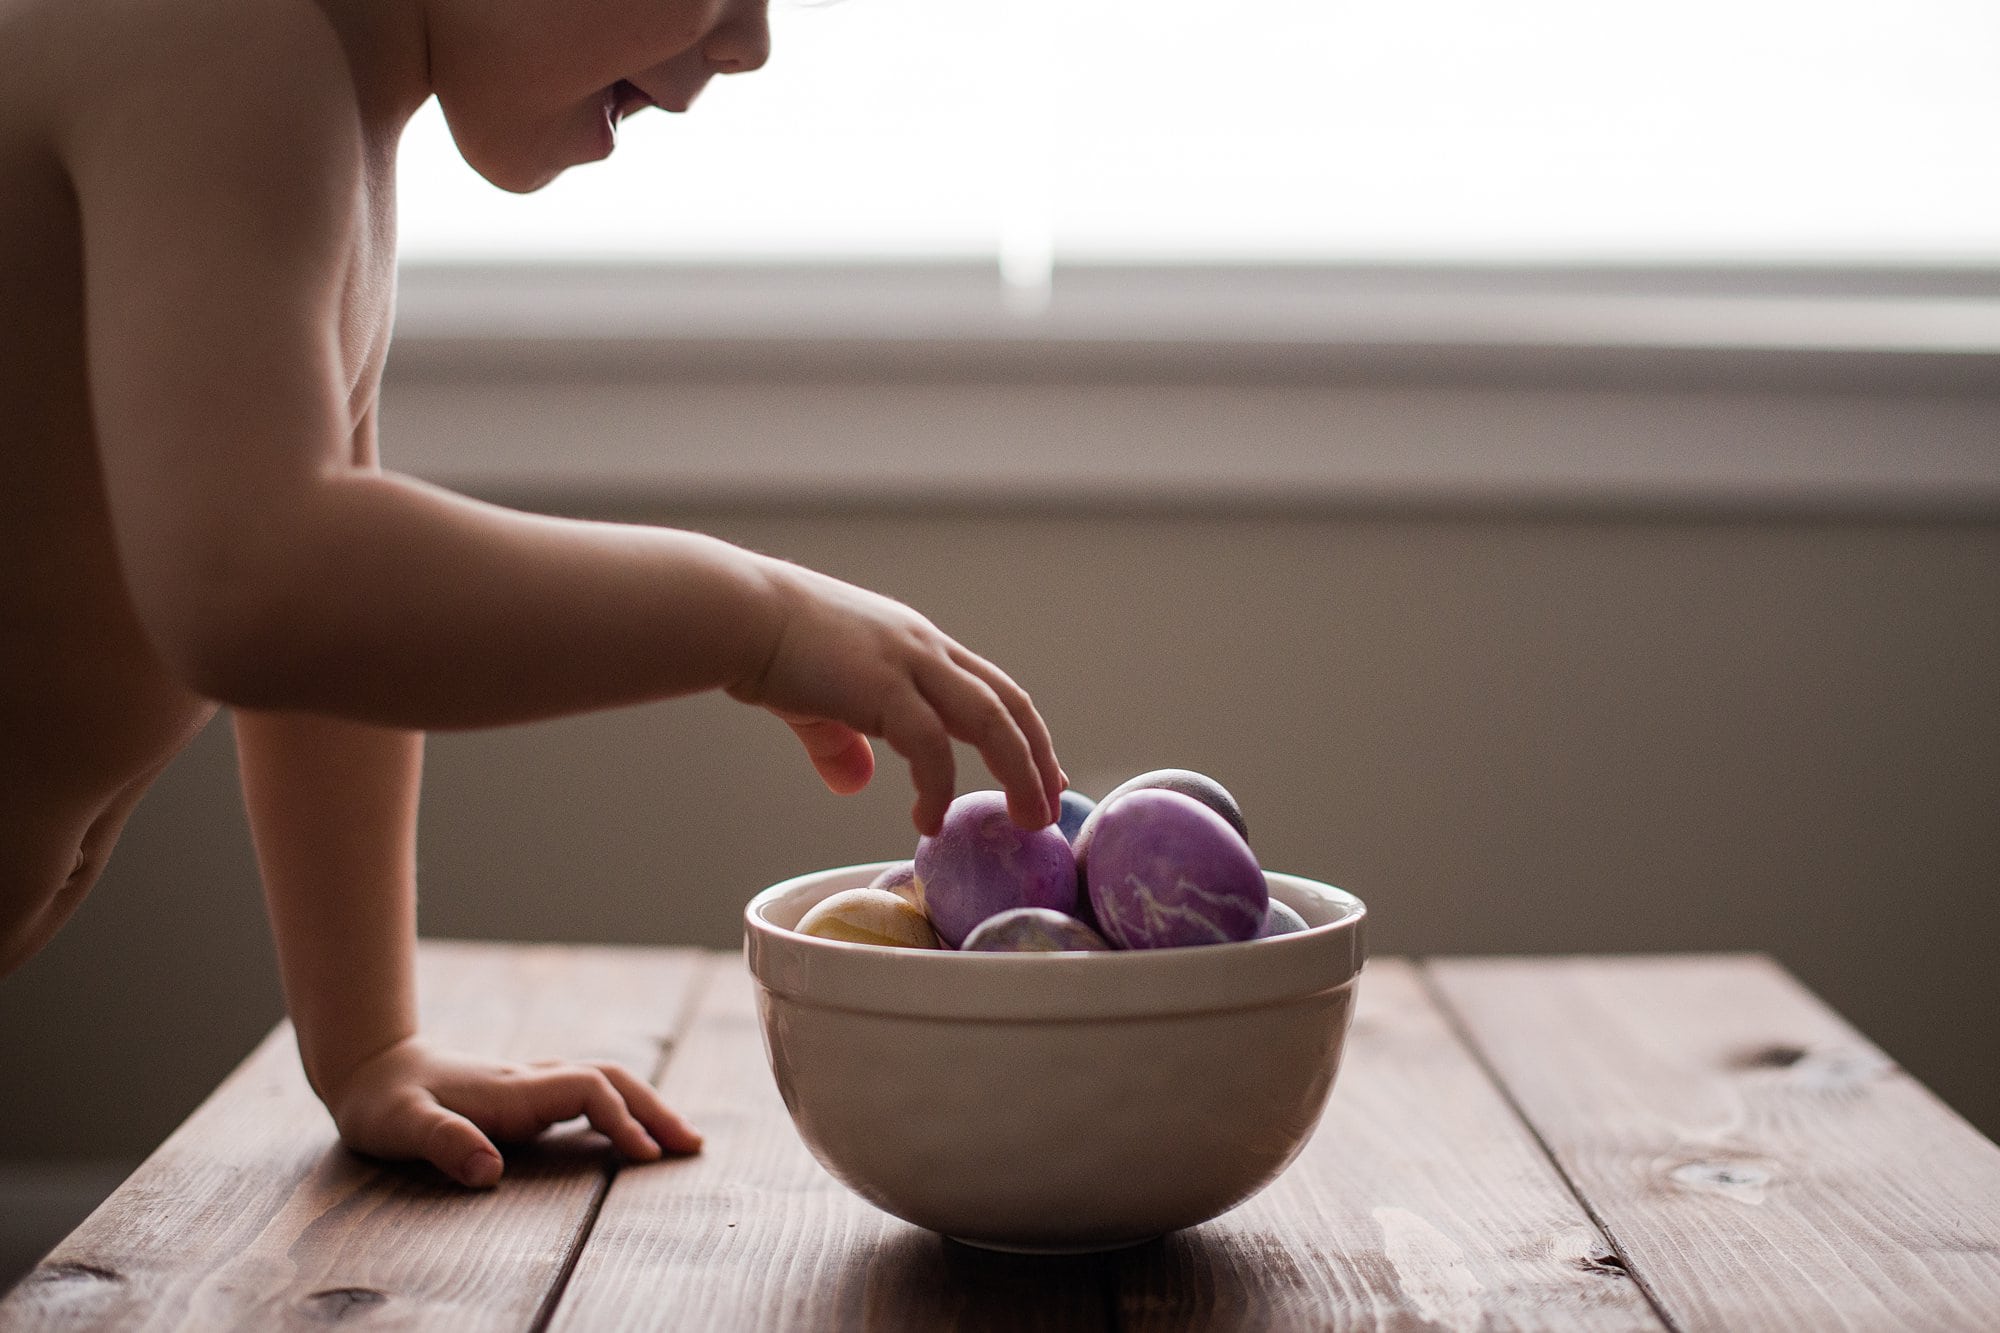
445, 119, 598, 194
462, 148, 576, 195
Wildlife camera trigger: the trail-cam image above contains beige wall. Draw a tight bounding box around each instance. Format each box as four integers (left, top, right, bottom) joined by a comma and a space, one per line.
5, 323, 1999, 1287
6, 504, 1996, 1166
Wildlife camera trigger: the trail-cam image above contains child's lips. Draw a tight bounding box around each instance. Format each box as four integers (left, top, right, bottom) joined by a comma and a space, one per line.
622, 77, 704, 115
609, 79, 657, 122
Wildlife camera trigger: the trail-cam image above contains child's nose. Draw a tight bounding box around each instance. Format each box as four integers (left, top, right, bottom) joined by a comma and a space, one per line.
703, 1, 771, 75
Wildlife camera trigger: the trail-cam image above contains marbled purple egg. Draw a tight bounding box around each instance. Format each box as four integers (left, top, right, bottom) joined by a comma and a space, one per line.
1072, 768, 1249, 875
914, 791, 1078, 948
1259, 899, 1310, 938
1086, 789, 1267, 949
961, 907, 1113, 953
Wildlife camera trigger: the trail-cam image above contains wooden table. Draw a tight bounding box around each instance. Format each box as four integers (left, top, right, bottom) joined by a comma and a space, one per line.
6, 945, 2000, 1331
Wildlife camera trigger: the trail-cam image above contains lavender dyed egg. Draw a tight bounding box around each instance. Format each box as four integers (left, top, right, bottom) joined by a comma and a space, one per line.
961, 907, 1113, 953
1086, 789, 1267, 949
1072, 768, 1249, 874
1259, 899, 1310, 938
868, 860, 923, 911
1056, 789, 1096, 844
914, 791, 1078, 948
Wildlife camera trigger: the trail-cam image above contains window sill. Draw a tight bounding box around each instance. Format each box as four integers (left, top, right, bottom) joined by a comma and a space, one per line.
382, 262, 2000, 514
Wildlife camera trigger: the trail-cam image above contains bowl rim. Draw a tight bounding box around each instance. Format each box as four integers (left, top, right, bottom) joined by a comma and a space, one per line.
745, 861, 1366, 1021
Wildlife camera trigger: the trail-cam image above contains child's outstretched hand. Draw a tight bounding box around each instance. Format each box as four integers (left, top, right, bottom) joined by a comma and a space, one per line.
321, 1036, 701, 1188
730, 559, 1065, 835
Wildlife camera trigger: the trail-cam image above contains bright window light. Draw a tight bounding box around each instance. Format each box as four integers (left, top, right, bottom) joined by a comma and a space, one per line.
395, 0, 2000, 266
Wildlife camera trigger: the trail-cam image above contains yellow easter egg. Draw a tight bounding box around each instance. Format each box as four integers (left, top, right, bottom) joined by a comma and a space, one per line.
796, 887, 942, 950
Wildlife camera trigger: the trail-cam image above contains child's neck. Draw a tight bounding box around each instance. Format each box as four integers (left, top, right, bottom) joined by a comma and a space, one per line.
311, 0, 436, 129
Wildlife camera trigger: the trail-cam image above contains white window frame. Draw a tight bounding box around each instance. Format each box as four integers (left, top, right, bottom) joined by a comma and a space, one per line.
382, 260, 2000, 513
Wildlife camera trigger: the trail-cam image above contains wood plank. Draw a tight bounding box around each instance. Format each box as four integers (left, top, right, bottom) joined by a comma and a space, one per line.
1111, 959, 1667, 1332
548, 956, 1116, 1332
1427, 953, 2000, 1333
1, 941, 708, 1331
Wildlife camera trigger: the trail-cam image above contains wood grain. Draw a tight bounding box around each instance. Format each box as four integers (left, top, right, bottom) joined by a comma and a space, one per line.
1427, 953, 2000, 1332
556, 957, 1665, 1331
21, 947, 1991, 1331
547, 957, 1116, 1332
1110, 959, 1666, 1333
0, 941, 706, 1331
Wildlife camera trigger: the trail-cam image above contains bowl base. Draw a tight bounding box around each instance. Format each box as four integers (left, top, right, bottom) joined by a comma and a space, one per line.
946, 1232, 1161, 1256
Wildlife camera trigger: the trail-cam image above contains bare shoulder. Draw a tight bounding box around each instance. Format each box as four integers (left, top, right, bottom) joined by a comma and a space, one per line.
12, 0, 373, 230
0, 0, 379, 861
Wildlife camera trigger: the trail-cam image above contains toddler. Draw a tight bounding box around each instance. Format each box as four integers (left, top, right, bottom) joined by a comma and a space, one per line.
0, 0, 1063, 1187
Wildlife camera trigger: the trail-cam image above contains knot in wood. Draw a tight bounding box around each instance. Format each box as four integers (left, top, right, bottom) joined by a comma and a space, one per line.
1738, 1043, 1809, 1068
31, 1261, 122, 1287
1577, 1247, 1629, 1277
1669, 1159, 1774, 1201
1731, 1042, 1893, 1093
304, 1287, 390, 1320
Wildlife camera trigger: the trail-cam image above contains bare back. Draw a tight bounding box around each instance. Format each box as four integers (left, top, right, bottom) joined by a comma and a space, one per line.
0, 0, 400, 970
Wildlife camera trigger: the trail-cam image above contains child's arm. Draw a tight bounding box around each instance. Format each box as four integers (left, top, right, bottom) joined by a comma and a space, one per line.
235, 709, 700, 1187
65, 28, 1060, 834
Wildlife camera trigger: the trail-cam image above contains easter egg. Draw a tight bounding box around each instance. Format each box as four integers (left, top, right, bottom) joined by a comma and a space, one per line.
1086, 789, 1267, 949
914, 791, 1078, 948
961, 907, 1113, 952
1056, 789, 1096, 844
1259, 899, 1310, 938
796, 888, 942, 950
868, 860, 923, 911
1072, 768, 1249, 873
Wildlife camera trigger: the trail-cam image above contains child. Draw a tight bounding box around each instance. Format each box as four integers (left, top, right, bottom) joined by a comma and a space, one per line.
0, 0, 1065, 1188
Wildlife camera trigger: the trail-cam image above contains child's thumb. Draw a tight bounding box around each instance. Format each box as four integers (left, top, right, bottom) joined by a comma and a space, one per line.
419, 1107, 504, 1188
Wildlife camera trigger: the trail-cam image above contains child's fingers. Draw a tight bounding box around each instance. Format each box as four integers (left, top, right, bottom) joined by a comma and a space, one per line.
916, 660, 1051, 830
414, 1104, 505, 1189
520, 1067, 661, 1162
877, 687, 959, 834
947, 648, 1064, 824
591, 1062, 703, 1155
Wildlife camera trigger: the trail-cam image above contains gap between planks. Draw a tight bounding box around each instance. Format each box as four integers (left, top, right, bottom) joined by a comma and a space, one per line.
1422, 953, 2000, 1333
548, 954, 1666, 1332
0, 941, 718, 1332
527, 949, 727, 1333
1414, 956, 1684, 1333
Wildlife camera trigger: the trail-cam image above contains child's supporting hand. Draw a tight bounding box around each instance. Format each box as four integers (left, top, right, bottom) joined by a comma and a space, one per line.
320, 1036, 701, 1189
237, 716, 703, 1190
729, 557, 1065, 835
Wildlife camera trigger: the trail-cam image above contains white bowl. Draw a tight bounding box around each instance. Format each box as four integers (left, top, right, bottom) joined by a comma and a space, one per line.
744, 862, 1366, 1253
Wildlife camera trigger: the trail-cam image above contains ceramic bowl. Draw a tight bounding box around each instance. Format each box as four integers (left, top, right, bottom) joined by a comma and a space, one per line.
744, 862, 1366, 1252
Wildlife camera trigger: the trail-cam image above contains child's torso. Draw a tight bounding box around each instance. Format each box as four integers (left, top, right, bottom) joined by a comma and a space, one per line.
0, 0, 402, 952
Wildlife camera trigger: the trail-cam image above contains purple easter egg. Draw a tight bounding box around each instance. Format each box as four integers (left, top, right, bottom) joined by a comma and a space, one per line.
1072, 768, 1249, 874
961, 907, 1113, 953
914, 791, 1078, 948
1069, 878, 1103, 934
1086, 789, 1267, 949
868, 860, 923, 910
1259, 899, 1310, 938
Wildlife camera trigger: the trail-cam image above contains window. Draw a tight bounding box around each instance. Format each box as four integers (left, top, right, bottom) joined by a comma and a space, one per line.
385, 0, 2000, 509
396, 0, 2000, 270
